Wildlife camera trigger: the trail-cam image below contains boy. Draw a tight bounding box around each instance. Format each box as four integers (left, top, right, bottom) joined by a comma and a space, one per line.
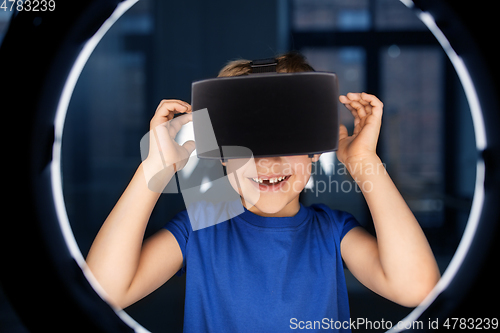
86, 52, 440, 332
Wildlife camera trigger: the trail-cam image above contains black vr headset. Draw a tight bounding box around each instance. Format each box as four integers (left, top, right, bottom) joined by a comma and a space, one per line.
191, 58, 339, 160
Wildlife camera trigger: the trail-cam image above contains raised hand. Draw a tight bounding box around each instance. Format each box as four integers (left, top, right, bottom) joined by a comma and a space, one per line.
337, 92, 383, 167
142, 100, 196, 191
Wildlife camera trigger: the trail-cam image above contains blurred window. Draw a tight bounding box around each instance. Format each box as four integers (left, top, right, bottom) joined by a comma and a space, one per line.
292, 0, 476, 320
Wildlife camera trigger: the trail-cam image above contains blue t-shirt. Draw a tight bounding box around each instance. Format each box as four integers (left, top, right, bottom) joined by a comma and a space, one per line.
165, 201, 360, 332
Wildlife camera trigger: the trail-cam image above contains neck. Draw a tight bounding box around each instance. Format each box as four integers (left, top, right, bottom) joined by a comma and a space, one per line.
242, 196, 301, 217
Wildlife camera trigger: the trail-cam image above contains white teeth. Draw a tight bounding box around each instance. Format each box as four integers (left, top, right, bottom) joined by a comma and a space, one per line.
252, 176, 288, 184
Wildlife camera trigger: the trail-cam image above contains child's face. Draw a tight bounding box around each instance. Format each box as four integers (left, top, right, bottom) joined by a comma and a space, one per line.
223, 154, 319, 216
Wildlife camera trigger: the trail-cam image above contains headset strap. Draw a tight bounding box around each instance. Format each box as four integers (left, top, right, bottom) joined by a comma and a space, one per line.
250, 58, 278, 73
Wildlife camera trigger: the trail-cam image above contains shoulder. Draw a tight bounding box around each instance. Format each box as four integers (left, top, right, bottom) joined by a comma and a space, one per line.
164, 209, 192, 241
308, 203, 357, 223
307, 203, 361, 240
166, 200, 242, 232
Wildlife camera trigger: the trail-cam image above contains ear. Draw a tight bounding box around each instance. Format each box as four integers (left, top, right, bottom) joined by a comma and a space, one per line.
311, 154, 322, 163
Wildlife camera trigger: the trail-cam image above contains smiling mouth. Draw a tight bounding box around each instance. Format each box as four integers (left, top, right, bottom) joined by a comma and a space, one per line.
250, 175, 291, 185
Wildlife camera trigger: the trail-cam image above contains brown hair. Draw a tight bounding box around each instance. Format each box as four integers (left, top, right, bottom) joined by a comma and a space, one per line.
217, 52, 315, 77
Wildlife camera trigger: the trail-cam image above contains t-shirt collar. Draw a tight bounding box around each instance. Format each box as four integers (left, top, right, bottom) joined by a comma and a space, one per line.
234, 202, 309, 229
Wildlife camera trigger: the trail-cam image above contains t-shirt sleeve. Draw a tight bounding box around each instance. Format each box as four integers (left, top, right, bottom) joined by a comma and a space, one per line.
314, 204, 361, 241
164, 209, 191, 275
337, 210, 361, 240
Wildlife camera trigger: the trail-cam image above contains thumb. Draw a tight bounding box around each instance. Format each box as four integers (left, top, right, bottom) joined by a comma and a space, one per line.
182, 140, 196, 156
338, 124, 349, 141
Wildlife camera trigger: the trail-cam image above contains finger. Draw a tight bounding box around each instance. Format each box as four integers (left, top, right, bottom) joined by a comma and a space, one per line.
341, 94, 369, 114
339, 95, 351, 104
360, 93, 383, 118
348, 94, 374, 119
168, 113, 193, 137
352, 120, 362, 136
340, 94, 365, 125
341, 100, 355, 113
182, 140, 196, 156
364, 104, 373, 116
169, 113, 193, 134
348, 100, 367, 118
154, 100, 191, 122
338, 124, 349, 141
340, 95, 358, 113
346, 92, 363, 102
347, 92, 375, 111
344, 105, 360, 126
358, 95, 373, 115
151, 121, 173, 155
156, 99, 191, 112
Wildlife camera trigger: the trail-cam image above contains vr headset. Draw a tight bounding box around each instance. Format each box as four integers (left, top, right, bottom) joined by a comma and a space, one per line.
191, 58, 339, 160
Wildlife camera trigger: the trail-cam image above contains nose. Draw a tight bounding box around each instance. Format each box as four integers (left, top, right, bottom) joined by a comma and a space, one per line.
254, 156, 284, 173
255, 156, 282, 165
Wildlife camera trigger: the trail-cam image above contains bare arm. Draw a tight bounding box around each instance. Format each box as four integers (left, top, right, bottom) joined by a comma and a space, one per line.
86, 100, 195, 308
337, 93, 440, 307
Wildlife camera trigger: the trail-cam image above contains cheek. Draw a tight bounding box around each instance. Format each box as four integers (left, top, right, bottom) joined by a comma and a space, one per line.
289, 159, 313, 190
289, 158, 312, 177
291, 174, 311, 193
225, 158, 257, 186
227, 172, 261, 210
226, 171, 245, 194
226, 163, 261, 203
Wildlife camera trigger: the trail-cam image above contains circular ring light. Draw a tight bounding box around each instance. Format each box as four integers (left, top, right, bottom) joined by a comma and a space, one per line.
0, 0, 498, 332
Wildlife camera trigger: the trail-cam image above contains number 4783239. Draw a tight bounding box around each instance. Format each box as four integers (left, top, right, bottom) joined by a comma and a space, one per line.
1, 1, 56, 12
443, 318, 498, 330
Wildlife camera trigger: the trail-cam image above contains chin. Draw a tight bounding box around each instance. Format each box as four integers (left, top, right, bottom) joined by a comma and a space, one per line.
249, 197, 289, 215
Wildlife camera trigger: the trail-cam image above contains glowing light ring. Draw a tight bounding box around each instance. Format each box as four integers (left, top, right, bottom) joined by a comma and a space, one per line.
46, 0, 492, 331
51, 0, 148, 331
390, 2, 488, 331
